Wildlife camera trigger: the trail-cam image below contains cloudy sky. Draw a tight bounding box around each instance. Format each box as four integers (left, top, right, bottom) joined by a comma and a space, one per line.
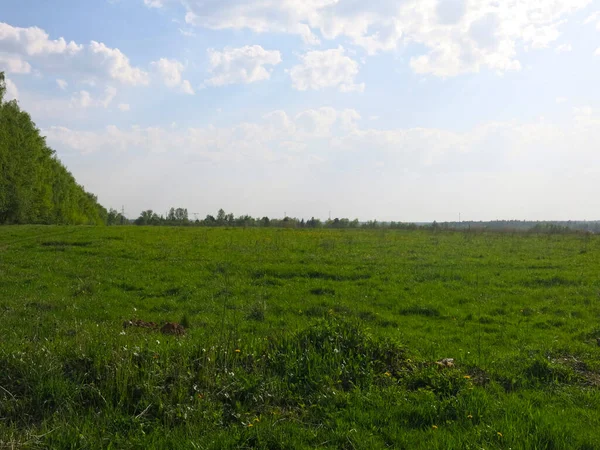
2, 0, 600, 221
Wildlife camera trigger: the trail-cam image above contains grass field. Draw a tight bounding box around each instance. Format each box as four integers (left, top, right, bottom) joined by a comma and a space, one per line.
1, 226, 599, 449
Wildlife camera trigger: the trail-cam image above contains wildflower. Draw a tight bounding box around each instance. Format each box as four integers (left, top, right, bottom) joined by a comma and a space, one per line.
463, 375, 471, 379
384, 371, 392, 377
467, 415, 473, 419
432, 425, 438, 429
235, 349, 241, 353
247, 423, 253, 427
497, 432, 503, 437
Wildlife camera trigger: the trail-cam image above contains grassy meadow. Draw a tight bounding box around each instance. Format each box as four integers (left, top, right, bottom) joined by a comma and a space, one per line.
1, 226, 599, 449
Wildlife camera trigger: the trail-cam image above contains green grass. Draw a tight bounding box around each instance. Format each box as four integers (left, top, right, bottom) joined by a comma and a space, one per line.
1, 226, 599, 449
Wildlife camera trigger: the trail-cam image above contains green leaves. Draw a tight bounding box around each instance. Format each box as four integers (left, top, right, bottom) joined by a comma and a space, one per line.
0, 71, 107, 225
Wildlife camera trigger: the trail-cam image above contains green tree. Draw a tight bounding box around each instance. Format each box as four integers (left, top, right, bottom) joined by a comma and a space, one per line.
0, 72, 106, 225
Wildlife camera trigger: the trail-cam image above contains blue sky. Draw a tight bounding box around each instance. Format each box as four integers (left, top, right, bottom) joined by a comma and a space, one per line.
2, 0, 600, 221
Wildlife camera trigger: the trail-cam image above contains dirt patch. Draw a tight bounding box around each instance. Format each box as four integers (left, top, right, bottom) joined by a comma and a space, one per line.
123, 319, 186, 336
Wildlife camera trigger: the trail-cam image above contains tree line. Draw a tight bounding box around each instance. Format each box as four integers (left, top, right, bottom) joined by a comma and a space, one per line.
132, 207, 420, 229
130, 208, 600, 233
0, 73, 107, 225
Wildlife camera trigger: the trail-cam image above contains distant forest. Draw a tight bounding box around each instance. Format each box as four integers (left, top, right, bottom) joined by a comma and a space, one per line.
129, 207, 600, 234
0, 72, 106, 225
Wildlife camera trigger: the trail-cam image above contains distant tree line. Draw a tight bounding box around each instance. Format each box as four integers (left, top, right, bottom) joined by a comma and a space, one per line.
129, 209, 600, 233
131, 208, 421, 229
428, 220, 600, 234
0, 73, 107, 225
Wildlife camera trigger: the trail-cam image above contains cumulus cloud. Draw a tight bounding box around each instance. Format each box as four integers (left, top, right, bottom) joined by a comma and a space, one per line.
0, 22, 149, 86
436, 0, 467, 25
290, 47, 364, 92
151, 0, 591, 77
4, 77, 18, 100
178, 28, 196, 37
555, 44, 572, 53
70, 90, 93, 109
0, 22, 82, 56
144, 0, 164, 8
42, 106, 363, 157
88, 41, 149, 86
295, 107, 340, 136
205, 45, 282, 87
0, 53, 32, 73
151, 58, 194, 94
42, 106, 600, 189
56, 79, 68, 90
70, 86, 117, 109
584, 11, 600, 30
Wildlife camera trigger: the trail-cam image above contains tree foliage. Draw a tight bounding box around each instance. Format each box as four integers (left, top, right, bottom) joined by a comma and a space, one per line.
0, 72, 107, 225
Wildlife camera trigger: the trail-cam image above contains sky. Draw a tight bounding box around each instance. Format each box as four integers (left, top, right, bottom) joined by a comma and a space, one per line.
1, 0, 600, 222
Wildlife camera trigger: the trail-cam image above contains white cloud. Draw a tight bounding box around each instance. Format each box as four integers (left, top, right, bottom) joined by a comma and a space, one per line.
0, 22, 82, 56
71, 90, 94, 108
555, 44, 572, 53
295, 107, 340, 137
89, 41, 149, 86
42, 106, 600, 185
0, 22, 149, 86
205, 45, 282, 87
144, 0, 164, 8
56, 78, 68, 90
101, 86, 117, 107
595, 47, 600, 57
4, 76, 18, 100
151, 58, 194, 94
118, 103, 130, 111
0, 53, 32, 73
70, 86, 117, 109
584, 11, 600, 30
290, 47, 364, 92
164, 0, 591, 77
42, 106, 363, 157
178, 28, 196, 37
